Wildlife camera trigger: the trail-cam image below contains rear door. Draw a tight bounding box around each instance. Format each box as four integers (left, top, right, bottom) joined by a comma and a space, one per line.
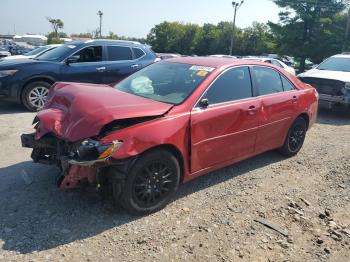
251, 66, 300, 153
190, 66, 261, 173
103, 45, 142, 84
59, 45, 105, 84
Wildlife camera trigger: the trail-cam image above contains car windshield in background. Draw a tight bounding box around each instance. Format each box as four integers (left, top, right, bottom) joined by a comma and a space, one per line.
36, 45, 77, 61
114, 62, 214, 104
317, 57, 350, 72
24, 46, 48, 56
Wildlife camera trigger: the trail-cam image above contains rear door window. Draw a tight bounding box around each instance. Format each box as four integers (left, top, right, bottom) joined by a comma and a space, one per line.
107, 46, 133, 61
203, 67, 253, 105
253, 66, 283, 96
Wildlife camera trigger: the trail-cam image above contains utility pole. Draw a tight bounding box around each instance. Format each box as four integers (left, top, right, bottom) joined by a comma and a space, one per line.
97, 10, 103, 38
344, 7, 350, 52
229, 1, 244, 56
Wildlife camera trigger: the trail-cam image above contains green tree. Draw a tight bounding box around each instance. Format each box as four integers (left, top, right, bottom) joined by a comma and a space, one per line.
269, 0, 348, 71
47, 32, 67, 44
46, 17, 64, 39
240, 22, 275, 55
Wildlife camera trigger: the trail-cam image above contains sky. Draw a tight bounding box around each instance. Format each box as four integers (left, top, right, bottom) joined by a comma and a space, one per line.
0, 0, 281, 38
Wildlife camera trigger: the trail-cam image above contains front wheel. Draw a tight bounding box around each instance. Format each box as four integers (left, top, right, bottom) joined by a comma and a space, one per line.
22, 81, 51, 111
117, 150, 180, 215
279, 117, 307, 157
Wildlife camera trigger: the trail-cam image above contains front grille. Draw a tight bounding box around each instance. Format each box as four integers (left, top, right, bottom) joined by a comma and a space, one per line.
300, 77, 344, 96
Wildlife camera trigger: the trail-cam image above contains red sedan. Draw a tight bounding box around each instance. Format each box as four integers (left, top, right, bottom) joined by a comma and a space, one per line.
21, 57, 318, 215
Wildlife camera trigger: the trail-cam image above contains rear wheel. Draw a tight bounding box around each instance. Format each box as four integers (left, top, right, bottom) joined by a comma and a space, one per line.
22, 81, 51, 111
279, 117, 307, 157
117, 150, 180, 215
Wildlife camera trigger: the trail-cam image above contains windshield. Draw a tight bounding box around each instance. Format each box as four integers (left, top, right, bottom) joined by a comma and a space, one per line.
114, 62, 214, 104
24, 46, 49, 56
36, 45, 77, 61
318, 57, 350, 72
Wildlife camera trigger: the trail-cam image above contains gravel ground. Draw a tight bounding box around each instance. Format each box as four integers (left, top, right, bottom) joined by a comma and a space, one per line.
0, 101, 349, 262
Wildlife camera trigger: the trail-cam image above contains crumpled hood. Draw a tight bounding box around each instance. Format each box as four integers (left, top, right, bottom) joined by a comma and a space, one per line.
299, 69, 350, 82
36, 82, 173, 142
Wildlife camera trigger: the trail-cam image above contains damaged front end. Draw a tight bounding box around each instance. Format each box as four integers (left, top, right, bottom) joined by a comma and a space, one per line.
20, 82, 173, 190
21, 132, 124, 189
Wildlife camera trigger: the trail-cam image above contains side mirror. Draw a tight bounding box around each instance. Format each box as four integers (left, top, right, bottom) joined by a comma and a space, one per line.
66, 55, 79, 65
199, 98, 209, 108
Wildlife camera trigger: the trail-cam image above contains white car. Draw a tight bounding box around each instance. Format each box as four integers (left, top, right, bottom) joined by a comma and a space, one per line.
298, 54, 350, 108
0, 49, 11, 58
244, 57, 296, 75
1, 44, 61, 60
209, 54, 237, 59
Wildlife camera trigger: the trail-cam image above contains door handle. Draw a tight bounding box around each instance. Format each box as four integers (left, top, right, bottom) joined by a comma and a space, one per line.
248, 105, 258, 115
131, 64, 139, 69
96, 67, 106, 72
292, 96, 298, 103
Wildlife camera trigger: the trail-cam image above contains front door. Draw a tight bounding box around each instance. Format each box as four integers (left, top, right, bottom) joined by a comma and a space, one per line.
190, 66, 261, 173
60, 45, 106, 84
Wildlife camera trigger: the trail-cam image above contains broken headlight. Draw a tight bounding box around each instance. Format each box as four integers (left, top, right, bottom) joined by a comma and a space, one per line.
75, 139, 123, 162
345, 82, 350, 90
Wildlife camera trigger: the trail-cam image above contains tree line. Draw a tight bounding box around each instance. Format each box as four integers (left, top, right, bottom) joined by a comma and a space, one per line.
46, 0, 350, 71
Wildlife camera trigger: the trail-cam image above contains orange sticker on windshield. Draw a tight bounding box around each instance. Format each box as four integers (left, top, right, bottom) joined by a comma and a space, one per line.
196, 70, 209, 77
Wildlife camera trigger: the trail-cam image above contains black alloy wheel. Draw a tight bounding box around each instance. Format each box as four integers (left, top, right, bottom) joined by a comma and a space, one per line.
279, 117, 307, 157
133, 161, 176, 208
117, 150, 180, 215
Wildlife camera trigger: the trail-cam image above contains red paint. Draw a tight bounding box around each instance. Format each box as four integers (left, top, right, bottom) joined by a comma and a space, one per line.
60, 165, 97, 189
35, 58, 318, 186
37, 82, 173, 142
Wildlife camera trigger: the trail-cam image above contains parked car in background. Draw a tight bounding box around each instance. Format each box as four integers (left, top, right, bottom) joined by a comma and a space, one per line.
298, 54, 350, 109
0, 48, 11, 58
209, 54, 237, 59
0, 39, 157, 111
21, 57, 318, 215
294, 58, 314, 73
244, 57, 296, 75
1, 44, 62, 61
156, 53, 181, 60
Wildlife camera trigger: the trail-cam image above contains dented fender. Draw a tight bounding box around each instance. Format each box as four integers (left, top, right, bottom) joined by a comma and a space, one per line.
100, 113, 192, 179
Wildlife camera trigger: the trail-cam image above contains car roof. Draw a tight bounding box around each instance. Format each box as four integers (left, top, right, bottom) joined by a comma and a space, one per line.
166, 57, 272, 68
332, 54, 350, 58
68, 39, 145, 47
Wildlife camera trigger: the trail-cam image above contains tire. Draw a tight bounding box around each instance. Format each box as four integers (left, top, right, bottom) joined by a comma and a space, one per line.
21, 81, 51, 112
279, 117, 307, 157
117, 150, 180, 215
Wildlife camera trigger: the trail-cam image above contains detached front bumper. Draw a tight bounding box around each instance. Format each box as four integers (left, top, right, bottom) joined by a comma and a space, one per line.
319, 94, 350, 109
21, 133, 131, 190
21, 133, 102, 189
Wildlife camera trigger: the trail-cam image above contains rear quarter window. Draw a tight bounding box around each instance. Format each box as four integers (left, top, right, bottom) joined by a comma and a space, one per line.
107, 46, 133, 61
133, 48, 145, 59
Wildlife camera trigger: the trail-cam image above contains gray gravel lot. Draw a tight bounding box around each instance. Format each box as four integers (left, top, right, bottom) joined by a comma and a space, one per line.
0, 101, 349, 262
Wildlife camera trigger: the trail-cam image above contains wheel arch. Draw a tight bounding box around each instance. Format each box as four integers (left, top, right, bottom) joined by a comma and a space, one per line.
297, 112, 310, 130
138, 144, 185, 183
19, 76, 56, 100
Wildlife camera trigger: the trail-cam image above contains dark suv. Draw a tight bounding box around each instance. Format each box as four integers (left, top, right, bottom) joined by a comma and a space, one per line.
0, 40, 157, 111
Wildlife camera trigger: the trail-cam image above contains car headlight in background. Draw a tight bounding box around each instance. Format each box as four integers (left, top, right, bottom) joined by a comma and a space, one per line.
0, 70, 18, 78
75, 139, 123, 162
345, 82, 350, 90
